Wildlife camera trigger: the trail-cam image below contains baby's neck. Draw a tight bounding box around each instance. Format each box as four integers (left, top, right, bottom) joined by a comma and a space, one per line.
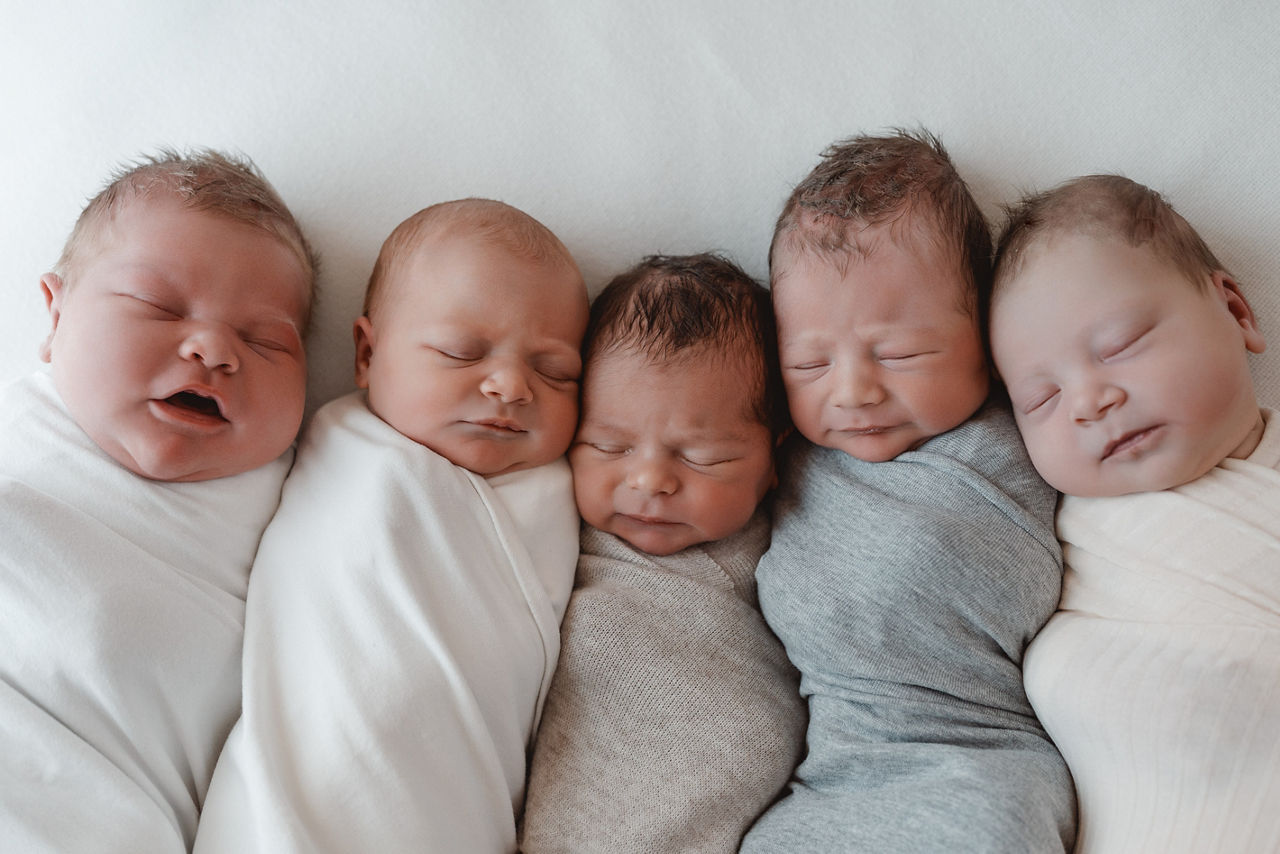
1227, 406, 1268, 462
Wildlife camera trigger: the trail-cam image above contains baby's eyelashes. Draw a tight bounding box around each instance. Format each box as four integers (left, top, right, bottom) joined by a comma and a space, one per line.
581, 441, 627, 456
124, 293, 182, 319
878, 350, 936, 364
1098, 327, 1151, 361
534, 357, 582, 386
682, 454, 736, 468
243, 336, 292, 355
1018, 387, 1060, 415
429, 346, 482, 362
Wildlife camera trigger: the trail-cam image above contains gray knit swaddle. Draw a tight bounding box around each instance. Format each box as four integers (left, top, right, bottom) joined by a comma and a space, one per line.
742, 404, 1076, 853
521, 511, 807, 853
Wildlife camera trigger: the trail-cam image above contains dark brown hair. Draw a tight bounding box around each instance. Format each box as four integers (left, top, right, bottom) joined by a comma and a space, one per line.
584, 253, 788, 440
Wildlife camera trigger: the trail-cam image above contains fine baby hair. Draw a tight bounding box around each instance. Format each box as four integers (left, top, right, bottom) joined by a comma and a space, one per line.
583, 252, 788, 440
55, 148, 318, 327
769, 128, 991, 323
361, 196, 578, 321
993, 173, 1230, 297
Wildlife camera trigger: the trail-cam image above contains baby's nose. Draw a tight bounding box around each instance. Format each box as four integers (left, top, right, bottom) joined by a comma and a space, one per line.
179, 324, 240, 373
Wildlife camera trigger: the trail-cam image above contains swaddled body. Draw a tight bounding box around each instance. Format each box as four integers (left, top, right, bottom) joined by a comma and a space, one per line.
742, 130, 1075, 852
746, 406, 1073, 851
193, 392, 577, 853
0, 149, 313, 853
0, 372, 291, 853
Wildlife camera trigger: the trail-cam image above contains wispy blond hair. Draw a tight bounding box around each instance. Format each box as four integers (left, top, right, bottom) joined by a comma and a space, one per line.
57, 148, 318, 328
362, 198, 579, 321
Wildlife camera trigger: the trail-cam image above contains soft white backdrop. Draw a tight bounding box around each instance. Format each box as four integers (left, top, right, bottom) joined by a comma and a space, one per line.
4, 1, 1279, 414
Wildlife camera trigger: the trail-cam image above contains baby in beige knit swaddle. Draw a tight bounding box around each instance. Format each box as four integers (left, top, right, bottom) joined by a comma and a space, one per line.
990, 174, 1280, 853
519, 253, 807, 854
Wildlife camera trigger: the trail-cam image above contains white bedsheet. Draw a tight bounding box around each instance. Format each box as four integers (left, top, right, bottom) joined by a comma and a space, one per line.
194, 392, 577, 854
0, 371, 291, 853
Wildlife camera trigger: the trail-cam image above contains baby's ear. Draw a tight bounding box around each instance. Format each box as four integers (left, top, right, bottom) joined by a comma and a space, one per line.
1214, 271, 1267, 355
352, 315, 376, 388
38, 273, 65, 363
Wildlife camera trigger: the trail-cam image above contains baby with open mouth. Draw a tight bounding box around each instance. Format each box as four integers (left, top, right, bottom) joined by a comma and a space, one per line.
1, 147, 314, 851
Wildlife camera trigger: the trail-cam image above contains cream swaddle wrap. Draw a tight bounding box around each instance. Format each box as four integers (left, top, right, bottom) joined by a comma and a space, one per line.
0, 371, 291, 853
194, 391, 576, 854
1025, 408, 1280, 853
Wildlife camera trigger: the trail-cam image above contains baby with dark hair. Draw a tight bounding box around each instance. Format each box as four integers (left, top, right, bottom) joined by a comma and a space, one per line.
742, 130, 1075, 853
520, 253, 806, 854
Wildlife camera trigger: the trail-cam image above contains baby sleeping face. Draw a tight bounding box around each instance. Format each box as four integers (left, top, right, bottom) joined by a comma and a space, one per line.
991, 233, 1266, 496
40, 195, 310, 482
354, 233, 588, 476
570, 344, 776, 556
772, 223, 990, 462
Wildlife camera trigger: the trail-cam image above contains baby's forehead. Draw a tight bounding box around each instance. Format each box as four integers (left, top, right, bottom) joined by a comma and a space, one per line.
776, 212, 959, 278
586, 342, 766, 415
402, 228, 580, 288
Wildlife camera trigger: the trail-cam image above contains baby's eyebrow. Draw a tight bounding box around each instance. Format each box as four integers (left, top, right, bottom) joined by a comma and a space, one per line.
248, 315, 304, 339
778, 331, 832, 349
534, 346, 582, 366
576, 416, 630, 436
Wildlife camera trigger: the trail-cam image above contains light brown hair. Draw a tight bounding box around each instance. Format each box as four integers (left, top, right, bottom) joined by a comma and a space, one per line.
993, 173, 1228, 296
361, 198, 579, 321
770, 128, 992, 321
57, 148, 317, 328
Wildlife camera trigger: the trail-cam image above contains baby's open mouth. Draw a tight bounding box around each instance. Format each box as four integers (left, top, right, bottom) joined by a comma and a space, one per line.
165, 390, 226, 420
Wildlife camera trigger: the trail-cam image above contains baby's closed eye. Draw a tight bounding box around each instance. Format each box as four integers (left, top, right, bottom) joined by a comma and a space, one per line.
1098, 326, 1152, 361
123, 292, 182, 319
1018, 386, 1060, 415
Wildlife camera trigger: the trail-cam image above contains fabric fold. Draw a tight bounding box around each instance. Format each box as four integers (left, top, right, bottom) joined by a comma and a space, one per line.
0, 371, 291, 853
194, 392, 577, 854
1025, 408, 1280, 853
521, 511, 806, 854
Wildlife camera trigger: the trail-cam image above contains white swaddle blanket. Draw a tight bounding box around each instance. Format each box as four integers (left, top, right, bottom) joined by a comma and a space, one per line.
194, 391, 577, 854
0, 371, 291, 853
1025, 408, 1280, 853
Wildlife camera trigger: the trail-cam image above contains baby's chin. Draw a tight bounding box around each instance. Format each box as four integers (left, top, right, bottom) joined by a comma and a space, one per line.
615, 533, 694, 557
110, 445, 267, 483
436, 443, 567, 479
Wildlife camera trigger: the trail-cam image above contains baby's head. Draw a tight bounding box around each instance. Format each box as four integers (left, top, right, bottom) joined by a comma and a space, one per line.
990, 175, 1266, 497
768, 129, 992, 462
354, 198, 589, 477
40, 149, 316, 482
570, 253, 784, 556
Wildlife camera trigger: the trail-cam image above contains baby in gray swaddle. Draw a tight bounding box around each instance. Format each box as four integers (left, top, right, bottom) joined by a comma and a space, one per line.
520, 254, 806, 854
740, 129, 1076, 853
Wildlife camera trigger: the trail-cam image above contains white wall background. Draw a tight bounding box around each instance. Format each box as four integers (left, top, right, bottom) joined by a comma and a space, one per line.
4, 0, 1279, 415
